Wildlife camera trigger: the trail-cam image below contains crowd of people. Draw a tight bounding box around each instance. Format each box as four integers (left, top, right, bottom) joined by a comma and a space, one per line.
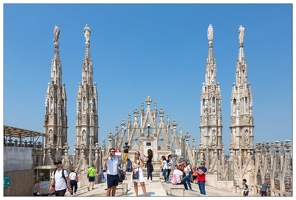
42, 145, 269, 197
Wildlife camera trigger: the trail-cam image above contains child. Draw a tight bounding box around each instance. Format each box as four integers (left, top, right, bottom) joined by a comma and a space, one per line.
242, 179, 249, 196
102, 169, 107, 183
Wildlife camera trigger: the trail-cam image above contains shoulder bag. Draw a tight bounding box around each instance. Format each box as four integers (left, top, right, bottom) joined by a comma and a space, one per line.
132, 169, 139, 180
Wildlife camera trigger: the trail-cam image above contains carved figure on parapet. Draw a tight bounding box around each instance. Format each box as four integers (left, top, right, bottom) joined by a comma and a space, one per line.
53, 25, 60, 42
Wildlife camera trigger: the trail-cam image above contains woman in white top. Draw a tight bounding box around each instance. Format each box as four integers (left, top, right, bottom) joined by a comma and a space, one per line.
161, 155, 168, 182
69, 169, 78, 196
182, 161, 192, 190
166, 154, 174, 181
131, 151, 146, 196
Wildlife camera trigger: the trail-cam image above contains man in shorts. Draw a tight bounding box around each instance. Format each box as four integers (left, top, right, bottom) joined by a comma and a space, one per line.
103, 147, 120, 196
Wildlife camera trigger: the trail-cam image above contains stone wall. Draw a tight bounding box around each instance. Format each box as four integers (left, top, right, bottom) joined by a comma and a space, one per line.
206, 174, 236, 193
4, 170, 34, 196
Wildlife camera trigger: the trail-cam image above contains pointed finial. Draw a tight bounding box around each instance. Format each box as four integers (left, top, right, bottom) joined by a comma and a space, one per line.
84, 24, 91, 43
238, 25, 245, 44
207, 24, 213, 42
53, 26, 60, 42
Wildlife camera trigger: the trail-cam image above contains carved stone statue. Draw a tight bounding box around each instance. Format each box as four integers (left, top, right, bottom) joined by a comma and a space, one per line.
207, 24, 213, 41
49, 130, 53, 141
238, 25, 245, 44
212, 132, 216, 144
84, 24, 91, 43
90, 100, 94, 113
82, 131, 86, 141
53, 26, 60, 42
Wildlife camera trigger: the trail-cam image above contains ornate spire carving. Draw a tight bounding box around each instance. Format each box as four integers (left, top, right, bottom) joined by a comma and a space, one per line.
199, 24, 223, 160
44, 25, 68, 163
75, 24, 98, 167
230, 25, 254, 156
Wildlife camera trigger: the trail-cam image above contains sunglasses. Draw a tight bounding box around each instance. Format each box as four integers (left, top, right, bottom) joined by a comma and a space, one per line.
55, 163, 60, 165
110, 151, 115, 153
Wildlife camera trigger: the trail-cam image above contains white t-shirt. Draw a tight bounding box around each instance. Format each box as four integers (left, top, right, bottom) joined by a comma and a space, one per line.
167, 159, 173, 169
51, 169, 69, 191
184, 165, 191, 175
106, 156, 119, 175
173, 169, 183, 183
69, 172, 77, 181
162, 160, 168, 169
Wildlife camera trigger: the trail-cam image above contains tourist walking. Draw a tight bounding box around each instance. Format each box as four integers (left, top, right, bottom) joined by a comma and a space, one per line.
131, 151, 146, 196
166, 154, 173, 181
87, 164, 96, 191
161, 155, 168, 182
49, 160, 72, 196
197, 161, 207, 195
261, 180, 269, 196
103, 147, 120, 196
181, 160, 192, 190
242, 178, 249, 196
69, 168, 78, 196
144, 149, 154, 182
33, 179, 42, 196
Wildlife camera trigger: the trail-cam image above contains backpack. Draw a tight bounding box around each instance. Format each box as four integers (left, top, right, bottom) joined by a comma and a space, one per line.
118, 169, 126, 182
171, 174, 178, 185
53, 169, 67, 183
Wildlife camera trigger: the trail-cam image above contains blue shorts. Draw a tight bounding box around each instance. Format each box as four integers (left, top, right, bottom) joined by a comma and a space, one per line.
107, 174, 119, 188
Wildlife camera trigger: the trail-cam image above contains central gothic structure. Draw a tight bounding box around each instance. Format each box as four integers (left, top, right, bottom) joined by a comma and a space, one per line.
42, 23, 256, 182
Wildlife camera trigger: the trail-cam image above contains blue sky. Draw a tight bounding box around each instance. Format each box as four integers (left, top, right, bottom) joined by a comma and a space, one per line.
2, 3, 293, 155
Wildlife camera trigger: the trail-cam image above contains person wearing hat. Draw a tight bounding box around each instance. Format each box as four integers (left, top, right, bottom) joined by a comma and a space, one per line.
49, 160, 72, 196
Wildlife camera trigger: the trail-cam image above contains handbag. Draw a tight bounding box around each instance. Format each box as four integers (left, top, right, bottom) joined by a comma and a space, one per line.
132, 170, 139, 179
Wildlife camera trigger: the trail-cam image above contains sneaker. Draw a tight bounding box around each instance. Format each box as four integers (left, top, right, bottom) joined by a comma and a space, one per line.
87, 187, 90, 191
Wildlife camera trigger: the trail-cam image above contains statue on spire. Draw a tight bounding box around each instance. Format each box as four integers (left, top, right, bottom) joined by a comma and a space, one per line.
53, 26, 60, 42
84, 24, 91, 43
238, 25, 245, 44
207, 24, 213, 41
